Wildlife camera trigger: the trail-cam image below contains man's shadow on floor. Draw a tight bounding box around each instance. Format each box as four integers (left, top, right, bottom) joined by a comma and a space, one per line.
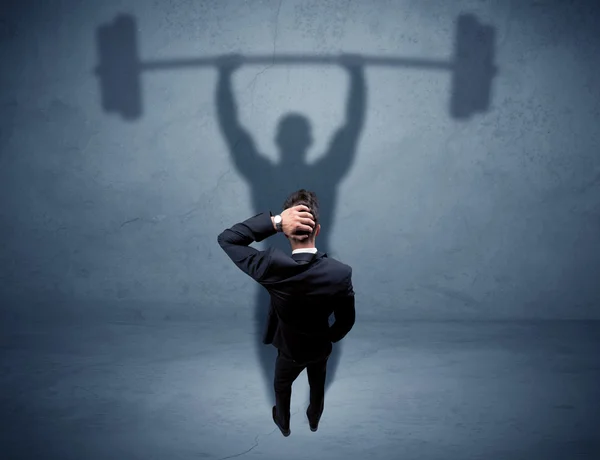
215, 54, 366, 404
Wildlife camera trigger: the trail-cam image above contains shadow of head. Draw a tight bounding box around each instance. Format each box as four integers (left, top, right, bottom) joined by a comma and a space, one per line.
275, 113, 313, 162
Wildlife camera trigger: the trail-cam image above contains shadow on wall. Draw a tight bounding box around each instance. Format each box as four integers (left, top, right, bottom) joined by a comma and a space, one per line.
215, 55, 366, 401
94, 13, 497, 121
93, 13, 497, 400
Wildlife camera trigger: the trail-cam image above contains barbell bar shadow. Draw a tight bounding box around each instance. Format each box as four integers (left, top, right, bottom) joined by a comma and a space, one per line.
139, 55, 453, 70
96, 14, 497, 121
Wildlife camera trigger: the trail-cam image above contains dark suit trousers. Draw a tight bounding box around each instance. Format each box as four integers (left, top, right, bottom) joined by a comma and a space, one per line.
273, 349, 329, 429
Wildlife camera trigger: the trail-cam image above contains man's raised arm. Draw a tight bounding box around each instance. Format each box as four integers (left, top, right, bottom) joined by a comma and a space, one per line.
215, 55, 268, 180
316, 55, 367, 181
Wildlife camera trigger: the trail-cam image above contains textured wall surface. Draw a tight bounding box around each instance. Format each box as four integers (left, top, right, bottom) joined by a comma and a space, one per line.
1, 0, 599, 320
2, 2, 600, 460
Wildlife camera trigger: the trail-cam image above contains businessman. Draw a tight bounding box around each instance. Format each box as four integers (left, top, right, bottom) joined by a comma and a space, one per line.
217, 189, 355, 436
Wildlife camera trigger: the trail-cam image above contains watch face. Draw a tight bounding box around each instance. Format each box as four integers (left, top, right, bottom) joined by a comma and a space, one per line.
275, 215, 282, 223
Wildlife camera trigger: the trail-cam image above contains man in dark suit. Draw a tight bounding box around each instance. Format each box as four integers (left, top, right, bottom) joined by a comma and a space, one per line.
217, 189, 355, 436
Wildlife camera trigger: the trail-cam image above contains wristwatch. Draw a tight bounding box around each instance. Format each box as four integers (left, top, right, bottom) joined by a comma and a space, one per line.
273, 214, 283, 232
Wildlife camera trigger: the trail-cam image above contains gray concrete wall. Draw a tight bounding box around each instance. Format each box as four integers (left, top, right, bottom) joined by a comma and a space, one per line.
1, 0, 599, 320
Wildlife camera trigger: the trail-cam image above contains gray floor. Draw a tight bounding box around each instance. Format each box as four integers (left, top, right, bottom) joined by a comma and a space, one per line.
1, 316, 599, 460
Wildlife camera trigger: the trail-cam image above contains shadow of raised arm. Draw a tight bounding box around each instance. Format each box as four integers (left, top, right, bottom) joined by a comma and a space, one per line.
215, 57, 271, 183
314, 56, 367, 181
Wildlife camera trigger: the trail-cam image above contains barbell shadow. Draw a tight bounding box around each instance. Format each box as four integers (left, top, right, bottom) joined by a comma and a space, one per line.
95, 13, 497, 120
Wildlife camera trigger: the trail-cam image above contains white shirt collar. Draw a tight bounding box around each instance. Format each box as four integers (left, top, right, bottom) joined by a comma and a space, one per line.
292, 248, 318, 255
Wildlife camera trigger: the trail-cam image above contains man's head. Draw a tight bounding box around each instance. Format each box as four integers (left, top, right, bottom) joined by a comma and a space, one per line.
282, 189, 320, 247
275, 113, 313, 163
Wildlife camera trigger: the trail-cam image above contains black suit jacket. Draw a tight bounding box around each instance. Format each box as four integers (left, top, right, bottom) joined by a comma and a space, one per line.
217, 211, 355, 364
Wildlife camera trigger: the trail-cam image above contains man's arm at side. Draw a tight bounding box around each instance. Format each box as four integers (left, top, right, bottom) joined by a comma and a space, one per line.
329, 268, 356, 343
217, 212, 278, 282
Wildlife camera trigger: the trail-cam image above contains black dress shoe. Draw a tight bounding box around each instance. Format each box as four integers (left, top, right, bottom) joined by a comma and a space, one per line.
306, 407, 320, 432
272, 406, 291, 437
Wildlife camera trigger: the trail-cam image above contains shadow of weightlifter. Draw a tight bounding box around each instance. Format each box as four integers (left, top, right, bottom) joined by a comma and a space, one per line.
215, 53, 366, 404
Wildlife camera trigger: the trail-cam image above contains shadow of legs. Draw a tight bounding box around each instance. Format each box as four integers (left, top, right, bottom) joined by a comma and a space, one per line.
306, 355, 328, 421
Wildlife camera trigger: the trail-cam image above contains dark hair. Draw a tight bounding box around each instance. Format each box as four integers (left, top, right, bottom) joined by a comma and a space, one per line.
282, 189, 319, 239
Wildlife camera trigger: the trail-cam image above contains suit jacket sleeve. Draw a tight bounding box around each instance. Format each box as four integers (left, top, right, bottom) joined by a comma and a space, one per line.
329, 268, 356, 343
217, 211, 277, 282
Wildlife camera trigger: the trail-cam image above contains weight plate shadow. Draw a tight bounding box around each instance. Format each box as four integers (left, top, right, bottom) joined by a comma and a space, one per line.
96, 15, 141, 120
